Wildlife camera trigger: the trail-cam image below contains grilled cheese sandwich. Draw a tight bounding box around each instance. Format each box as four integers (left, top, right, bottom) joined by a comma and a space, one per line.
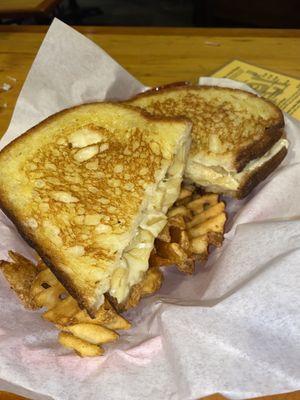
128, 84, 288, 198
0, 103, 191, 316
186, 138, 288, 194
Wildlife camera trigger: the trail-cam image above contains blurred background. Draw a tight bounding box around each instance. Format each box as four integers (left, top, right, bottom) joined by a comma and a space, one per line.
0, 0, 299, 28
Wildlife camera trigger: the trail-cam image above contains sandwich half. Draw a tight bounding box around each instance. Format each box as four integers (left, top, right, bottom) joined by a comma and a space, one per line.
0, 103, 191, 316
128, 85, 288, 198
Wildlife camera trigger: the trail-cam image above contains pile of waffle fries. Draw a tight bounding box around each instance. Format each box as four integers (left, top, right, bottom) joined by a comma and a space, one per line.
0, 186, 226, 356
151, 186, 226, 273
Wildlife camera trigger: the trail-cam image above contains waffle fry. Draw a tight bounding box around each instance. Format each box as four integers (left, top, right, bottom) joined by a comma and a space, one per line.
0, 187, 227, 356
63, 323, 119, 344
150, 187, 227, 274
58, 332, 104, 357
0, 251, 40, 309
110, 266, 164, 312
32, 265, 130, 356
0, 253, 130, 356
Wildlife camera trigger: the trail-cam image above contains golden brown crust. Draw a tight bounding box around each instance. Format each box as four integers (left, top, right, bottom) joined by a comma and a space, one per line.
0, 102, 191, 317
0, 101, 190, 160
0, 197, 95, 316
139, 81, 191, 96
129, 84, 285, 170
130, 84, 283, 117
237, 146, 288, 199
235, 127, 284, 172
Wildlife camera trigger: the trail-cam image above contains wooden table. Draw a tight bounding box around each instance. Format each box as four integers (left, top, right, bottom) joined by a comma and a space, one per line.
1, 26, 300, 137
0, 25, 299, 400
0, 1, 62, 19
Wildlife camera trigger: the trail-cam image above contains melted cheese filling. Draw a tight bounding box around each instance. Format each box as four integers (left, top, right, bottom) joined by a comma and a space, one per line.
109, 141, 188, 303
186, 139, 288, 192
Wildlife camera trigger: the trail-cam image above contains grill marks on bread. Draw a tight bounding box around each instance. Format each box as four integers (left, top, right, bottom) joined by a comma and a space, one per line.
0, 102, 191, 315
128, 86, 284, 171
23, 124, 161, 258
145, 94, 278, 154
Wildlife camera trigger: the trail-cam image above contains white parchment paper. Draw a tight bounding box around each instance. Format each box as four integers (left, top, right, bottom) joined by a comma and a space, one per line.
0, 19, 299, 400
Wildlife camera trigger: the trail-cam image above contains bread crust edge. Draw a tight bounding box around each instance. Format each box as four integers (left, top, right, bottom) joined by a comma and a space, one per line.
236, 145, 287, 199
129, 84, 285, 171
0, 101, 191, 159
0, 196, 98, 317
235, 127, 284, 172
0, 102, 194, 318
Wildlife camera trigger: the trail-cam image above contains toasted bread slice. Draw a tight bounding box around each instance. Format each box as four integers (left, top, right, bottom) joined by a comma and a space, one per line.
0, 103, 191, 316
128, 85, 288, 198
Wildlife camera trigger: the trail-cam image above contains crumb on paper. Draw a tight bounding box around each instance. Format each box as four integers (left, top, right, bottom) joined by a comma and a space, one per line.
1, 83, 11, 91
204, 41, 221, 47
6, 76, 17, 83
1, 103, 7, 110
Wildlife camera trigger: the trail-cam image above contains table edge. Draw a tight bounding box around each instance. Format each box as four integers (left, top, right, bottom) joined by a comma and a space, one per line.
0, 25, 300, 37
